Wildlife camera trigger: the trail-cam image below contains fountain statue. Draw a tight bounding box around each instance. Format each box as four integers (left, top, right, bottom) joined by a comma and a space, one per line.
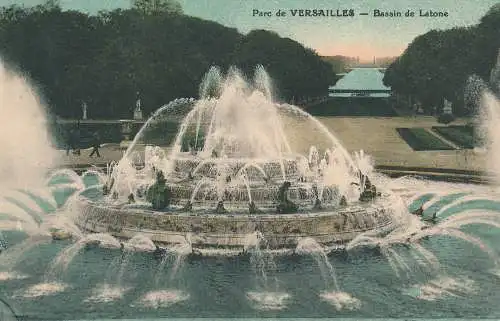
72, 66, 395, 255
145, 170, 171, 210
358, 174, 379, 202
276, 181, 298, 214
443, 99, 453, 115
81, 101, 88, 120
134, 92, 143, 120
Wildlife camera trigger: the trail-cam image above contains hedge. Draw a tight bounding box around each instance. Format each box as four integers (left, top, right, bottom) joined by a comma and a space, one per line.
307, 98, 397, 116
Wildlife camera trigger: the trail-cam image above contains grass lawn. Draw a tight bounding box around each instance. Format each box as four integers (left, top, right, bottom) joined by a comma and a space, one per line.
432, 125, 476, 149
396, 127, 456, 151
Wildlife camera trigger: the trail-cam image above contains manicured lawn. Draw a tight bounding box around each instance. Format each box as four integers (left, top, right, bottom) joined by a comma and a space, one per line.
396, 127, 455, 151
432, 125, 476, 149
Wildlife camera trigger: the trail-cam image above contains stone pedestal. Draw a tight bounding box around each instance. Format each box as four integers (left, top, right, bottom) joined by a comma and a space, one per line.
82, 102, 88, 120
120, 121, 133, 150
133, 109, 143, 120
443, 99, 453, 115
120, 140, 133, 150
134, 98, 143, 120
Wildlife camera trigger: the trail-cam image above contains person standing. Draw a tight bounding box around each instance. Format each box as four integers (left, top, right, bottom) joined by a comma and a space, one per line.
89, 131, 101, 157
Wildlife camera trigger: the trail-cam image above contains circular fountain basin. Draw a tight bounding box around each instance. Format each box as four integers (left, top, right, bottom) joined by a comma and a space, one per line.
73, 192, 397, 256
85, 71, 403, 256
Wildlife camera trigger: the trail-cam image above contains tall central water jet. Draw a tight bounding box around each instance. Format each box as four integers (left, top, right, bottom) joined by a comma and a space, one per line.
172, 66, 292, 159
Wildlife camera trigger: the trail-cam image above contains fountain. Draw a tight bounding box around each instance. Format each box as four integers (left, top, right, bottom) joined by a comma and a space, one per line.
3, 62, 500, 318
72, 66, 397, 255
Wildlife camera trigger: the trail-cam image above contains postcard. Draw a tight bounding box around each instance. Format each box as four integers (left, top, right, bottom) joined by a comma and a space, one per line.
0, 0, 499, 320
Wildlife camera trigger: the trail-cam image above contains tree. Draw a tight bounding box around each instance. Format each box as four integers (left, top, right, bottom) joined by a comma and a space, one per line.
0, 3, 331, 118
42, 0, 61, 10
474, 4, 500, 80
383, 18, 492, 116
132, 0, 183, 15
231, 30, 335, 101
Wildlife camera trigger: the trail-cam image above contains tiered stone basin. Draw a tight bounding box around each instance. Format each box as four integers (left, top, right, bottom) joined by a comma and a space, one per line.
165, 181, 342, 210
158, 156, 344, 210
74, 192, 397, 255
170, 157, 303, 180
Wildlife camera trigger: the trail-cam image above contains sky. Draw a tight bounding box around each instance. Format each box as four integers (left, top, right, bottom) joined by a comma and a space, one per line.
1, 0, 498, 61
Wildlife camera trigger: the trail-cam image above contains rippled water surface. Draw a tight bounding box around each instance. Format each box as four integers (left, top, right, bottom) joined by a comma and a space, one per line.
0, 174, 500, 320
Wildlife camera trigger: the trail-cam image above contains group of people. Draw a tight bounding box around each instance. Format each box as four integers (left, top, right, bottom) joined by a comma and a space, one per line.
65, 125, 102, 157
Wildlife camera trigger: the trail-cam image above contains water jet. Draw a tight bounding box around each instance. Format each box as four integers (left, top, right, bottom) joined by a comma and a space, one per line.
73, 66, 397, 255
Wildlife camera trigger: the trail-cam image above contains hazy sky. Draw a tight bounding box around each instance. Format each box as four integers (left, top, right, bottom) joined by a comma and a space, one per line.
2, 0, 498, 60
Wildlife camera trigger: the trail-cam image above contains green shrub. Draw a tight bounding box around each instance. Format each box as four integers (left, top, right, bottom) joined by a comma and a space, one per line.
437, 113, 455, 124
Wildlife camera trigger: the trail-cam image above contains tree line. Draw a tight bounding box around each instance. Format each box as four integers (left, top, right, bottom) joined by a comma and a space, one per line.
0, 0, 335, 119
383, 4, 500, 116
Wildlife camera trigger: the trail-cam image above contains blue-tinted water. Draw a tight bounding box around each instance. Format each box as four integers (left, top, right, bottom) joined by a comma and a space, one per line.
1, 173, 500, 320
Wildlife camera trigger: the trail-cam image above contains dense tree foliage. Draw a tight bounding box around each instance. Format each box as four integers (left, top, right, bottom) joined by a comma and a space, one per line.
230, 30, 335, 101
0, 1, 334, 119
383, 4, 500, 116
132, 0, 183, 14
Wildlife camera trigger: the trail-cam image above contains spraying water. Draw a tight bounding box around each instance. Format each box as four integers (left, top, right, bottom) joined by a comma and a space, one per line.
478, 90, 500, 185
2, 63, 500, 314
0, 61, 61, 240
245, 231, 289, 310
107, 65, 363, 216
295, 237, 339, 290
0, 61, 58, 190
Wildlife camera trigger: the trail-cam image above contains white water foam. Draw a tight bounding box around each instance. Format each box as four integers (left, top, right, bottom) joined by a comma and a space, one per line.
18, 282, 68, 298
320, 291, 361, 311
134, 289, 190, 308
246, 291, 290, 310
404, 275, 477, 301
0, 271, 29, 281
84, 283, 130, 303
